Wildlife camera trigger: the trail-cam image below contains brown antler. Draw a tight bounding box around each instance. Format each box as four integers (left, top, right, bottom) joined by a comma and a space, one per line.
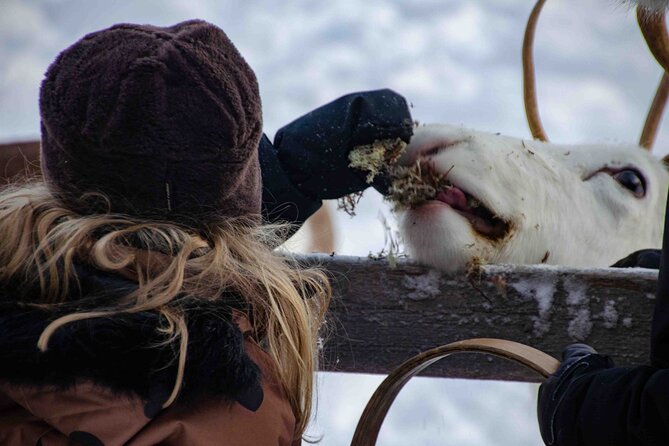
638, 6, 669, 150
523, 0, 549, 142
638, 7, 669, 70
639, 72, 669, 149
523, 3, 669, 150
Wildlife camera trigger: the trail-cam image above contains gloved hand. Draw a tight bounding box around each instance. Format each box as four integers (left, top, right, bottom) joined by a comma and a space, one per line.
611, 249, 661, 269
538, 344, 615, 445
274, 88, 413, 199
260, 89, 413, 225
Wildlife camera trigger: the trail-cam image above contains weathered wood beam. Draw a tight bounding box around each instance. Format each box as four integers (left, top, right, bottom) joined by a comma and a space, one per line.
304, 255, 658, 382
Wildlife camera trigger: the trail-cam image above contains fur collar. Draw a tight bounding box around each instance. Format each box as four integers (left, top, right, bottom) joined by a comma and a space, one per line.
0, 264, 262, 415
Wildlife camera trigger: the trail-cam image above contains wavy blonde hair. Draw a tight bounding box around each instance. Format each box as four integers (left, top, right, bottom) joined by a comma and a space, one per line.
0, 182, 330, 437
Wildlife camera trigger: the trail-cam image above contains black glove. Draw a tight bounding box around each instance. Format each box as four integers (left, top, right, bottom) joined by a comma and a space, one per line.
274, 88, 413, 199
611, 249, 661, 269
260, 89, 413, 226
538, 344, 614, 445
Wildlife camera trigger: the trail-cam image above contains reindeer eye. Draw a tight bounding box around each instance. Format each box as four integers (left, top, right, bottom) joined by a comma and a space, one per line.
612, 169, 645, 198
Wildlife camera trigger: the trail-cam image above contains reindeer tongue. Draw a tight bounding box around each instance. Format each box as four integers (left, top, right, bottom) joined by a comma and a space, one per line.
436, 187, 501, 237
436, 187, 469, 211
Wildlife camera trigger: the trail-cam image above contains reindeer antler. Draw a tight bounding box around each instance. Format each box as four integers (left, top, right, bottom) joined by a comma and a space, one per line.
638, 7, 669, 70
639, 72, 669, 149
525, 2, 669, 150
637, 7, 669, 150
522, 0, 549, 142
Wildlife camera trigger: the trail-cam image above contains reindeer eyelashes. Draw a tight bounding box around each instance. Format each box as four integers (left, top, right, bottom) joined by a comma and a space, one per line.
584, 167, 647, 198
611, 169, 646, 198
585, 167, 647, 198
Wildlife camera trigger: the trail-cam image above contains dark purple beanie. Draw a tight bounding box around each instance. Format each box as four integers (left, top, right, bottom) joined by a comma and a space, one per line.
39, 20, 262, 227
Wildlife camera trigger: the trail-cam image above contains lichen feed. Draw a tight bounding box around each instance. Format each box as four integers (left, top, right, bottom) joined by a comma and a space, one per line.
343, 137, 450, 214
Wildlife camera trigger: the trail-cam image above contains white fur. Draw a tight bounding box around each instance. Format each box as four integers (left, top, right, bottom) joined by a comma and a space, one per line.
397, 124, 669, 271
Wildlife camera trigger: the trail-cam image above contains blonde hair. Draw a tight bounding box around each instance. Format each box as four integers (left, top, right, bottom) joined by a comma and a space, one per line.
0, 182, 330, 436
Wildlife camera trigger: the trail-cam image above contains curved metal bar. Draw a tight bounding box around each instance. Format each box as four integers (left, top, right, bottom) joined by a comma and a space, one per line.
350, 338, 559, 446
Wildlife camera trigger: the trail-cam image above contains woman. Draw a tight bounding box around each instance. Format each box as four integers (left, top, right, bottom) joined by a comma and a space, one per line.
0, 20, 412, 445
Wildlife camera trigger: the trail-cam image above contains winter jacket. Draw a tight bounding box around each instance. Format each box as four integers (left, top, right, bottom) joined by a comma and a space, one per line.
0, 263, 300, 446
537, 195, 669, 446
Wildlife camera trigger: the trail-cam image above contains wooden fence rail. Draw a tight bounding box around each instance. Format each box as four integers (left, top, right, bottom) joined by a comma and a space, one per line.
307, 255, 658, 382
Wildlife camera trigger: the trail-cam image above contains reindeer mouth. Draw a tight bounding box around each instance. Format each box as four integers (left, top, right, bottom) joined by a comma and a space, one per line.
387, 157, 511, 241
430, 185, 511, 241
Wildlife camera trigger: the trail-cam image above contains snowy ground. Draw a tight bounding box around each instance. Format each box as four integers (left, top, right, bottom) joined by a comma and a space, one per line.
2, 0, 667, 444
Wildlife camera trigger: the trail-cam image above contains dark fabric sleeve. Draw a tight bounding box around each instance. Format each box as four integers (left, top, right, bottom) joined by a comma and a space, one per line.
542, 364, 669, 445
259, 134, 322, 225
610, 249, 661, 269
652, 193, 669, 367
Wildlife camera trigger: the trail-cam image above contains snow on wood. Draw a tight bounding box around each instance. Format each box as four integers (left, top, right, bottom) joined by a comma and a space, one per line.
302, 254, 658, 382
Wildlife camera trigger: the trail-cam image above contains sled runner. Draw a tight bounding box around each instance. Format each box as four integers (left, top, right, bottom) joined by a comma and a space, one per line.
351, 338, 559, 446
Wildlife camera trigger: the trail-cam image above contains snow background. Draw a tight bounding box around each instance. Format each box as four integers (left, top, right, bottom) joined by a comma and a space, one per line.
2, 0, 667, 444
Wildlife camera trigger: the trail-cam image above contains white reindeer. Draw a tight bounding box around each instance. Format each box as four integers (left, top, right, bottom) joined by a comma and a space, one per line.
397, 125, 669, 270
396, 0, 669, 271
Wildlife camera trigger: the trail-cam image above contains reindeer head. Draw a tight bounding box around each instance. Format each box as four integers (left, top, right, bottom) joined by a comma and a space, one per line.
393, 0, 669, 270
396, 125, 669, 270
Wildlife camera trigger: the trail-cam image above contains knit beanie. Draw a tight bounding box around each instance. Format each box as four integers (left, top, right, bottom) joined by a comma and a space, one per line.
39, 20, 262, 227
